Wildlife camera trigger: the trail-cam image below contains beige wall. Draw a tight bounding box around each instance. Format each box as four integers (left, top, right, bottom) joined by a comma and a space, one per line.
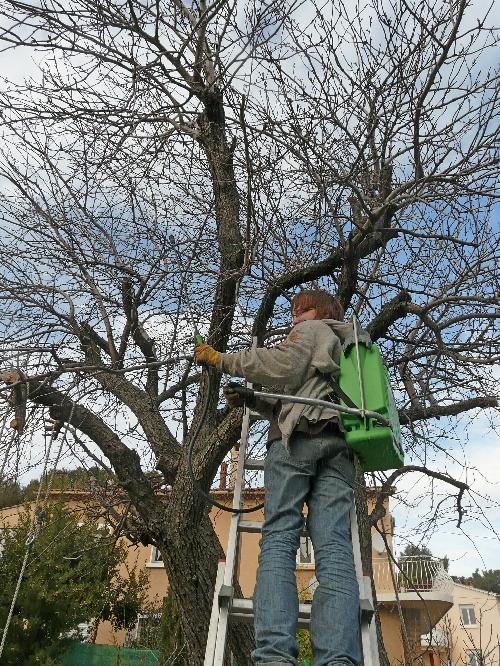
421, 584, 500, 666
380, 609, 405, 665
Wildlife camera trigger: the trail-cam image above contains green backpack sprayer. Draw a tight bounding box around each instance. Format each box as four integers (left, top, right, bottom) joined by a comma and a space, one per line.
336, 323, 403, 471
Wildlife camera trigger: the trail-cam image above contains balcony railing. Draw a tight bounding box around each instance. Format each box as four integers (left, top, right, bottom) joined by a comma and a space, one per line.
373, 555, 454, 596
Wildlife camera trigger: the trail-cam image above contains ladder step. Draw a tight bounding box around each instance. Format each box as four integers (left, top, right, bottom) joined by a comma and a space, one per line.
244, 458, 264, 471
238, 520, 262, 534
238, 520, 309, 538
360, 575, 375, 623
230, 598, 312, 628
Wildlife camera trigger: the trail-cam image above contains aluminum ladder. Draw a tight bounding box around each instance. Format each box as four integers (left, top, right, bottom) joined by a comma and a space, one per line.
204, 392, 381, 666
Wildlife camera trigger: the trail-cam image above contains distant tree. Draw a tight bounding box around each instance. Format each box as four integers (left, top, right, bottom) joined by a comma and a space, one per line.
0, 503, 149, 665
1, 468, 108, 508
22, 466, 110, 499
455, 569, 500, 595
0, 478, 23, 509
399, 543, 433, 559
398, 543, 449, 570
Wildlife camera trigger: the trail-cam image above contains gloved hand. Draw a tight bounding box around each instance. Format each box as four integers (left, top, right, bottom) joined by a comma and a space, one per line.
194, 343, 220, 367
223, 384, 245, 409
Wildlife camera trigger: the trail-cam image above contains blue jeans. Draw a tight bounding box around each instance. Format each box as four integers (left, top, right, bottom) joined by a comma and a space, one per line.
252, 432, 361, 666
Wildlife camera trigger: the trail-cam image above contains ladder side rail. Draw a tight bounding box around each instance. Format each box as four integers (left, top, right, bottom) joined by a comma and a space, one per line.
213, 333, 257, 666
350, 505, 364, 590
366, 609, 381, 666
213, 400, 253, 666
361, 622, 375, 666
350, 505, 380, 666
204, 560, 226, 666
212, 600, 230, 665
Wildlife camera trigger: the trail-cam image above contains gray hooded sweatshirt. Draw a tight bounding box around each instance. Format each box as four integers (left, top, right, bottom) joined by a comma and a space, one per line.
217, 318, 370, 448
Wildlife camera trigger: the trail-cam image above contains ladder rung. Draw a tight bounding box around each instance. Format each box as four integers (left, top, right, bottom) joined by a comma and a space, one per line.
230, 613, 311, 629
238, 520, 309, 538
230, 598, 312, 627
238, 520, 262, 534
244, 458, 264, 471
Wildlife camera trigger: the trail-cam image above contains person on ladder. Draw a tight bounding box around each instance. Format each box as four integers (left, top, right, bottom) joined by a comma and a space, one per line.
195, 289, 370, 666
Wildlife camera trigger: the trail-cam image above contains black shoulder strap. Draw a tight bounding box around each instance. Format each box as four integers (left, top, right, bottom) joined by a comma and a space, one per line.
320, 372, 359, 410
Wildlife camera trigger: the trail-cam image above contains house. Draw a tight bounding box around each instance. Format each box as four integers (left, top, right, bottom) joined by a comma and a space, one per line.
0, 478, 455, 663
420, 583, 500, 666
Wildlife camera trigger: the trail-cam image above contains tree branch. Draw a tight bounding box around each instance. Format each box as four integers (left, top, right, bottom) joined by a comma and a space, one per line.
399, 395, 498, 425
25, 378, 163, 527
367, 290, 412, 341
370, 465, 469, 528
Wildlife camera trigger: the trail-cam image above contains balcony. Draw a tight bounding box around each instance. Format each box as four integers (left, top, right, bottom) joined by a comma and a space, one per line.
373, 556, 454, 636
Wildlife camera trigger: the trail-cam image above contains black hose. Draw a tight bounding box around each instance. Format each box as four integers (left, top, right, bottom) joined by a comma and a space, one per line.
187, 368, 265, 514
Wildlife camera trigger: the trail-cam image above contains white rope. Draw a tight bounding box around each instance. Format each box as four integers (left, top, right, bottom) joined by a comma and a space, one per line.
0, 409, 15, 479
0, 402, 75, 659
352, 314, 366, 418
0, 432, 16, 480
0, 542, 33, 657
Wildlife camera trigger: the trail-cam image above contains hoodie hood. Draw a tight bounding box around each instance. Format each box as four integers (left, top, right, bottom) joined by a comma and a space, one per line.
321, 319, 372, 351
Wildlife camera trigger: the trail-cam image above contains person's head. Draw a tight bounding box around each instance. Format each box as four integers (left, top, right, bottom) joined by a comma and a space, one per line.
291, 289, 344, 325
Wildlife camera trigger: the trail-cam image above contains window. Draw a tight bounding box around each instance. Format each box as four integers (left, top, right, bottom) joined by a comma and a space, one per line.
146, 546, 164, 568
465, 649, 482, 666
460, 605, 477, 627
296, 536, 314, 566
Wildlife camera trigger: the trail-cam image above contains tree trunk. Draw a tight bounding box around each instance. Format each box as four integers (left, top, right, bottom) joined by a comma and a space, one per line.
162, 509, 254, 665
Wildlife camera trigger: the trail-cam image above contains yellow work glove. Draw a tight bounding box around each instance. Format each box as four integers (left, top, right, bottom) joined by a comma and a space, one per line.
194, 343, 220, 367
223, 385, 245, 409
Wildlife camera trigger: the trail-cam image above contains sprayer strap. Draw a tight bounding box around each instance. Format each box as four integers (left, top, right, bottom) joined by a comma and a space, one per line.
321, 373, 359, 410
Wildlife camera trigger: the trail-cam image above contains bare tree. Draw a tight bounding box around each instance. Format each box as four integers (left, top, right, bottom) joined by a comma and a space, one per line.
0, 0, 498, 662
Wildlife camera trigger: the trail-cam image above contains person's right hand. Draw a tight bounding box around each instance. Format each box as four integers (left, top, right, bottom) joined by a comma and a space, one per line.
223, 385, 245, 409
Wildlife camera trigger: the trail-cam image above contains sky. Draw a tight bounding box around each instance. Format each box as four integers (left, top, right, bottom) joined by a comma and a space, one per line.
392, 410, 500, 576
1, 7, 499, 579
